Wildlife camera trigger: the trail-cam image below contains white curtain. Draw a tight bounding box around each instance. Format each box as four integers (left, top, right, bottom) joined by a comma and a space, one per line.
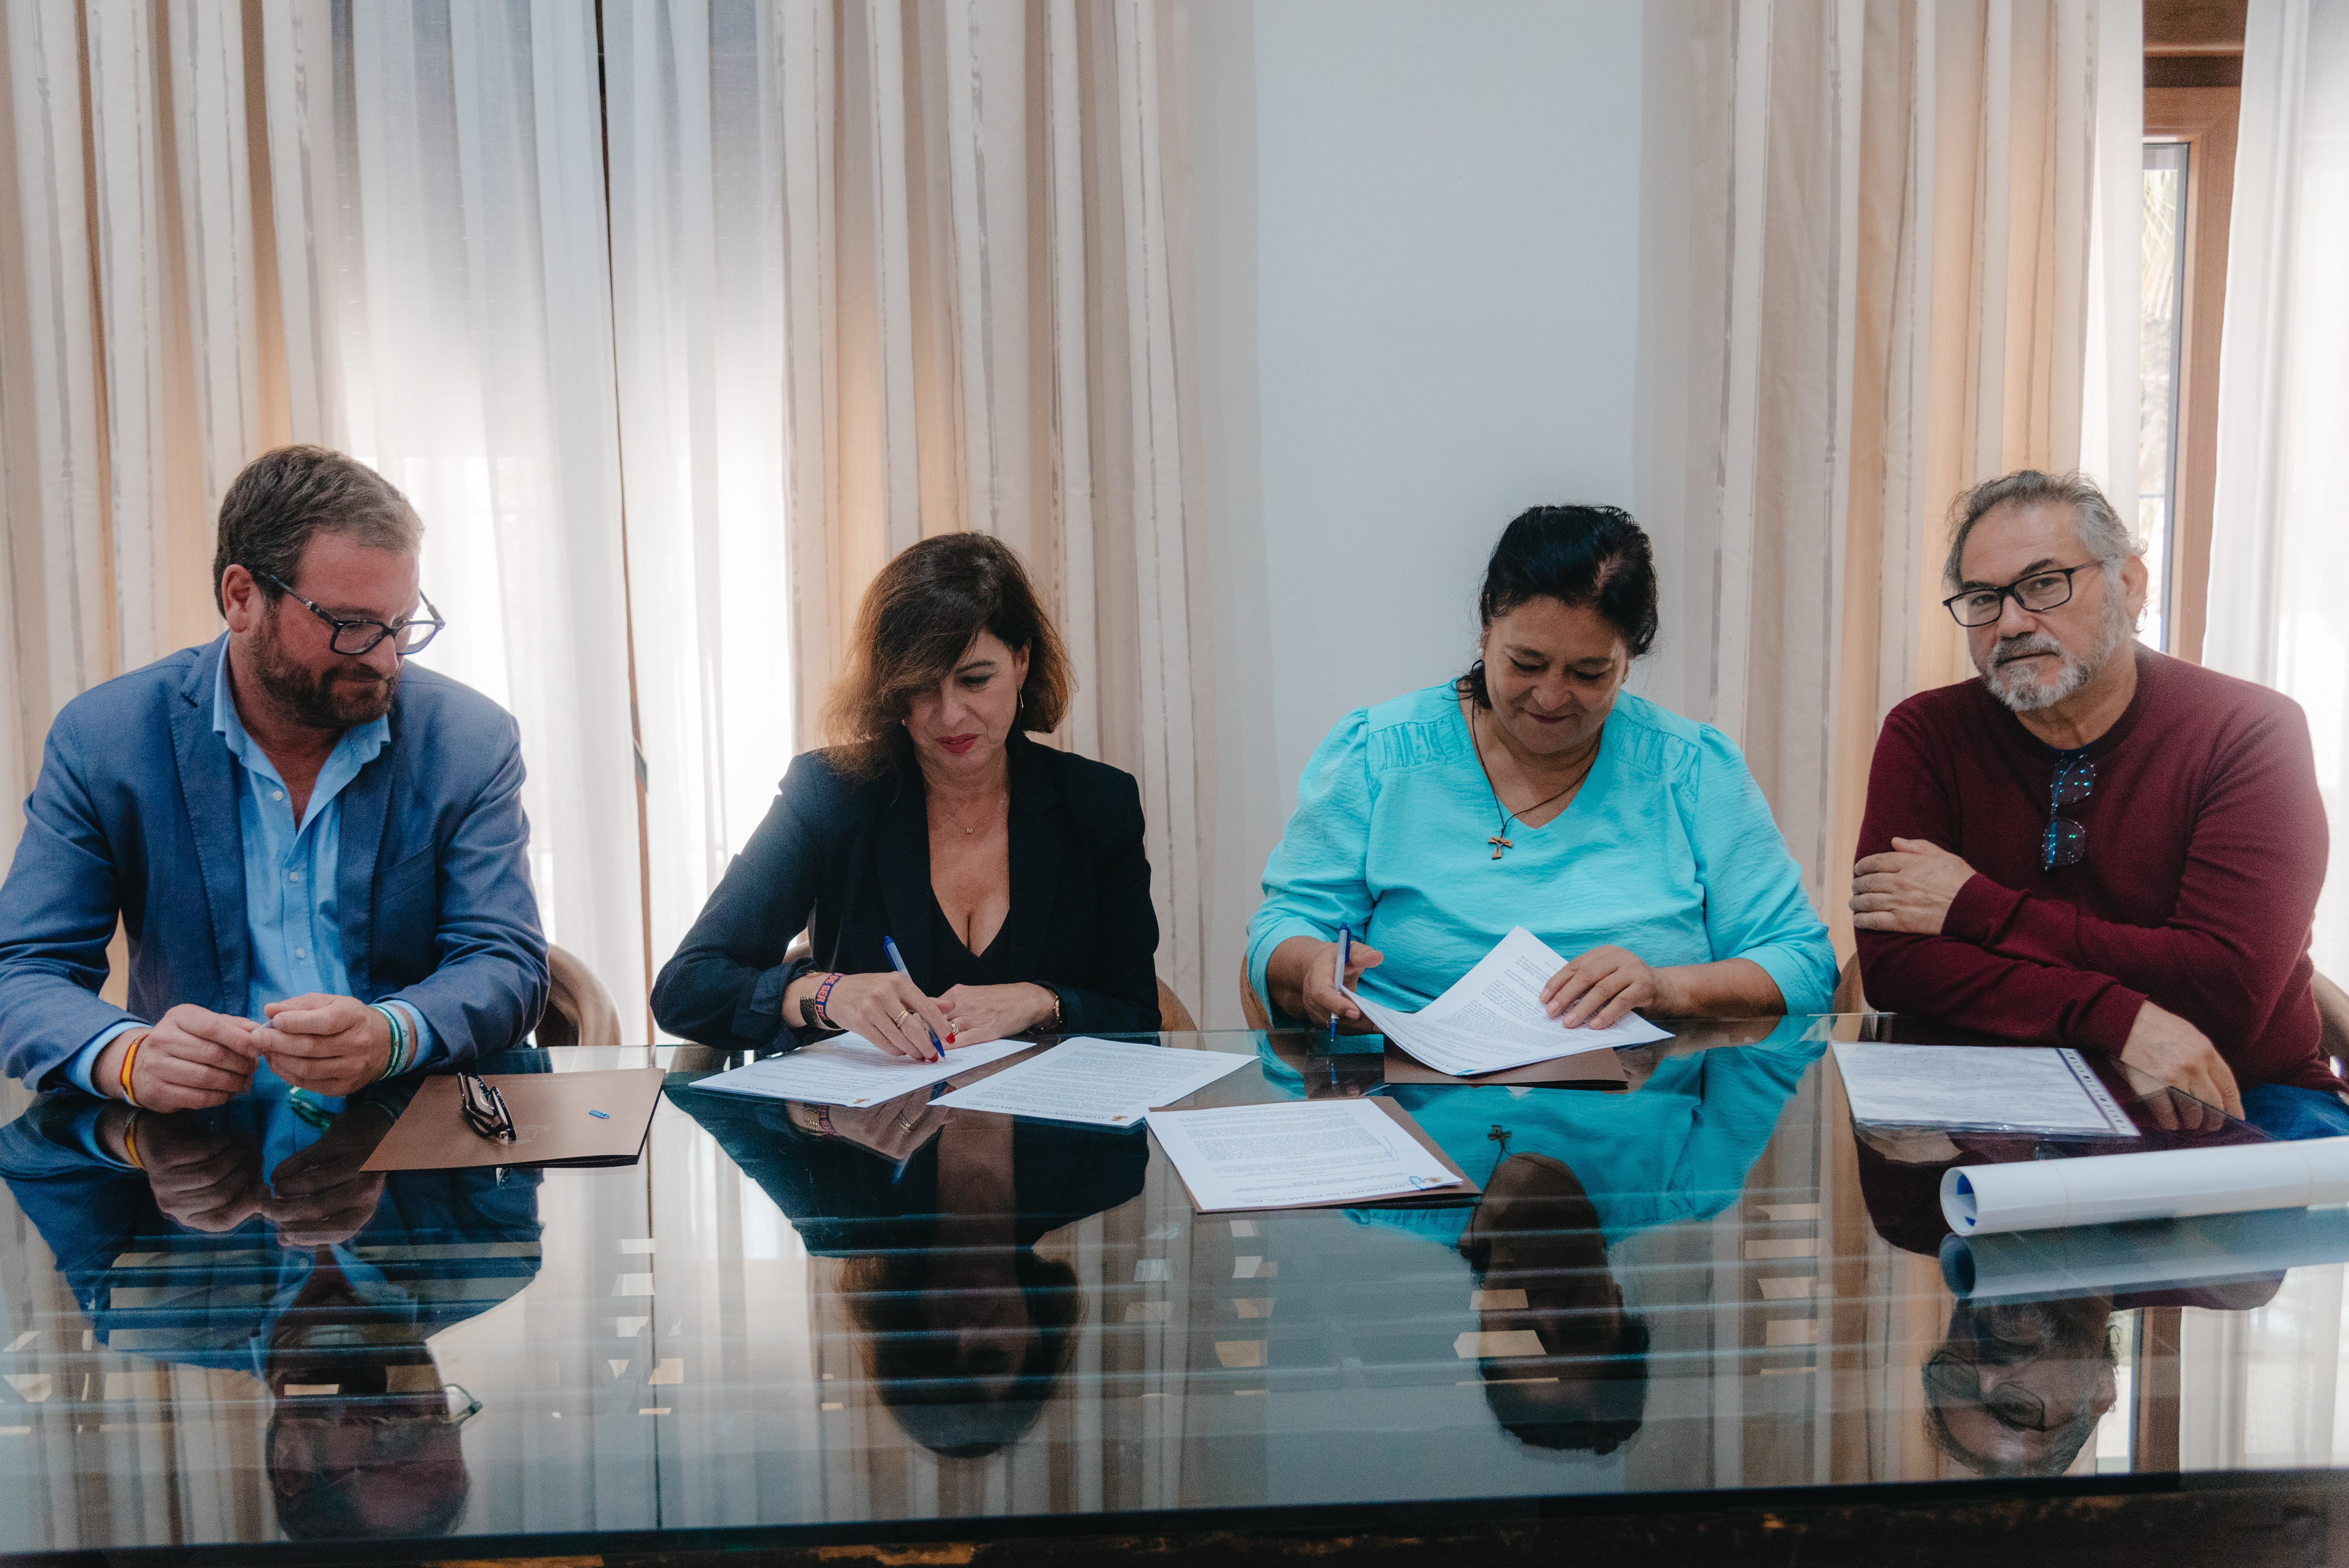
603, 0, 1213, 1021
1663, 0, 2136, 951
2205, 0, 2349, 985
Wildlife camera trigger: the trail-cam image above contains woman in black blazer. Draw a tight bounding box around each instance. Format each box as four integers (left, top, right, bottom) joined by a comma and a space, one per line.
651, 533, 1160, 1056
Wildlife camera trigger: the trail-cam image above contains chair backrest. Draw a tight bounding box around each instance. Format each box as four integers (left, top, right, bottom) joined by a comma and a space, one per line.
1238, 953, 1272, 1032
1830, 953, 1868, 1015
1156, 977, 1198, 1032
2315, 969, 2349, 1062
537, 943, 623, 1048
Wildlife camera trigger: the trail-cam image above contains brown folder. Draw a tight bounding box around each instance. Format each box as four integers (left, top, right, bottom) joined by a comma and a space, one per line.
1159, 1097, 1482, 1214
1383, 1042, 1629, 1089
360, 1066, 667, 1172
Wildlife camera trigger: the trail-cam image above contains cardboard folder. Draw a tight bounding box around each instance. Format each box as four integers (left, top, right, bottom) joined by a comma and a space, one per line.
361, 1066, 666, 1172
1382, 1042, 1629, 1090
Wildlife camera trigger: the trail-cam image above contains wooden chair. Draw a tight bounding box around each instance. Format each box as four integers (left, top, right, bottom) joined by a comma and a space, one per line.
537, 943, 623, 1048
1156, 978, 1198, 1032
1831, 953, 1868, 1015
1239, 954, 1272, 1032
2315, 969, 2349, 1061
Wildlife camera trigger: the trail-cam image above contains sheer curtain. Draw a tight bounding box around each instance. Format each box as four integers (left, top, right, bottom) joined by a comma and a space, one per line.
2205, 0, 2349, 985
604, 0, 1213, 1018
1660, 0, 2136, 947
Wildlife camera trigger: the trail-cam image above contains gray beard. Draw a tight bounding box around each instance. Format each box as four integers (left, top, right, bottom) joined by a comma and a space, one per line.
1976, 583, 2134, 714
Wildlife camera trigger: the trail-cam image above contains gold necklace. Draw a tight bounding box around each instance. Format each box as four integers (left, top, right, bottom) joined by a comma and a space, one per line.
932, 791, 1005, 837
1468, 710, 1599, 860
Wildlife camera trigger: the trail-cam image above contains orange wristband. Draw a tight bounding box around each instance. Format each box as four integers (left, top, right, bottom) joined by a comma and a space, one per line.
117, 1030, 149, 1110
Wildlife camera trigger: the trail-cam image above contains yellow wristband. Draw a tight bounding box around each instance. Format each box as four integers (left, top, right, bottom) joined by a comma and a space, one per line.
117, 1030, 150, 1110
121, 1109, 143, 1170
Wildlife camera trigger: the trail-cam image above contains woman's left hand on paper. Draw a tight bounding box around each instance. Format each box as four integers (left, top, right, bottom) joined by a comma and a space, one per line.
1542, 945, 1672, 1030
938, 982, 1057, 1048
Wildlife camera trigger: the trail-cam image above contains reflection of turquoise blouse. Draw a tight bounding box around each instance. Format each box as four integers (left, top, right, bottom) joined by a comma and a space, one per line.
1338, 1022, 1827, 1247
1246, 684, 1835, 1019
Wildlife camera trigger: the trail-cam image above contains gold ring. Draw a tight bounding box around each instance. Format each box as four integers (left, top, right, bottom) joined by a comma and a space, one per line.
896, 1115, 920, 1132
892, 1008, 912, 1025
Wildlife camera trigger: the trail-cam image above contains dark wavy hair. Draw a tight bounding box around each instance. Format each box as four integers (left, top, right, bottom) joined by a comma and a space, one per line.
1458, 505, 1660, 708
820, 534, 1073, 779
213, 445, 423, 614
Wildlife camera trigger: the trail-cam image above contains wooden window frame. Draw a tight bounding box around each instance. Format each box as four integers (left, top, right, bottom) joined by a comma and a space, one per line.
2143, 86, 2240, 666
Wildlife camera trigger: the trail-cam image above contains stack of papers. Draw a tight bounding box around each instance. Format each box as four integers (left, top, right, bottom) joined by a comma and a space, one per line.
689, 1033, 1034, 1108
930, 1037, 1253, 1126
1149, 1099, 1471, 1212
1832, 1042, 2139, 1137
1348, 926, 1670, 1077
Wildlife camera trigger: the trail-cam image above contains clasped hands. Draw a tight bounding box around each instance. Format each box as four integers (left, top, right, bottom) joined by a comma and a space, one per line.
102, 1100, 389, 1245
812, 971, 1058, 1061
96, 994, 400, 1112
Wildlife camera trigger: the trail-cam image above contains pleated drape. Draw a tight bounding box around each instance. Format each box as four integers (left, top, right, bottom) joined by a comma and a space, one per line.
1668, 0, 2137, 955
0, 0, 651, 1030
606, 0, 1212, 1020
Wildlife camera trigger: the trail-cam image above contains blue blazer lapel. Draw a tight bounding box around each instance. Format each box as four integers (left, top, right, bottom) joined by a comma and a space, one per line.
168, 639, 248, 1015
338, 704, 396, 1000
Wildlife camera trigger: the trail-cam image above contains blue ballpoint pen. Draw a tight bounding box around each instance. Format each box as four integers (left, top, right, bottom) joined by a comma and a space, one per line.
880, 934, 943, 1059
1331, 924, 1353, 1043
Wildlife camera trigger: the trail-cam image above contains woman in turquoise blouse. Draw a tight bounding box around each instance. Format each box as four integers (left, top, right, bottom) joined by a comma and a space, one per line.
1250, 505, 1835, 1030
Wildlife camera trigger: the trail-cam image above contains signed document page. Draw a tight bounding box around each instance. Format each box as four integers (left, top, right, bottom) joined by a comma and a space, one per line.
1149, 1099, 1468, 1212
929, 1038, 1253, 1127
691, 1034, 1034, 1109
1349, 925, 1669, 1077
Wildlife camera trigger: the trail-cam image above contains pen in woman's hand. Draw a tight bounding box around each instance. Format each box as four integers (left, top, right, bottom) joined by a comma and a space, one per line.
880, 935, 944, 1060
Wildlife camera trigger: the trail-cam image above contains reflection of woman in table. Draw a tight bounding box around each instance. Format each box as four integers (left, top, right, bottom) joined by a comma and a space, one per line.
1263, 1021, 1824, 1453
670, 1080, 1144, 1457
0, 1087, 541, 1539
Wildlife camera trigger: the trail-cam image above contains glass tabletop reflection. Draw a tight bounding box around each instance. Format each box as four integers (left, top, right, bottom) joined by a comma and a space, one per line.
0, 1019, 2338, 1557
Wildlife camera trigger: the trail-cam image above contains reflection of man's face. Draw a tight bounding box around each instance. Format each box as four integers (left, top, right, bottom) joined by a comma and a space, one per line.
1929, 1298, 2117, 1475
922, 1273, 1039, 1404
267, 1380, 470, 1537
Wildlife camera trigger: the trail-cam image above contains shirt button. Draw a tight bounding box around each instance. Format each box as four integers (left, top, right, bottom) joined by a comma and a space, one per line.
294, 948, 308, 960
288, 870, 302, 883
271, 789, 284, 801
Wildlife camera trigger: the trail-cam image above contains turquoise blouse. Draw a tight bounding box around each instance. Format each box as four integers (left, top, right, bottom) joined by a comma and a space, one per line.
1247, 683, 1836, 1019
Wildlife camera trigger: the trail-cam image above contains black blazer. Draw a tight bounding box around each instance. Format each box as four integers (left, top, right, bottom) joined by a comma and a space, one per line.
651, 731, 1161, 1049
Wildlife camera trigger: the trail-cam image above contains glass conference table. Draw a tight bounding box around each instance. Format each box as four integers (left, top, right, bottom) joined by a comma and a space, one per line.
3, 1017, 2346, 1565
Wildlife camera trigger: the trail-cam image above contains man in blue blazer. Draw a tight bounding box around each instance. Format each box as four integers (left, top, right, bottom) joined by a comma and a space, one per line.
0, 445, 548, 1105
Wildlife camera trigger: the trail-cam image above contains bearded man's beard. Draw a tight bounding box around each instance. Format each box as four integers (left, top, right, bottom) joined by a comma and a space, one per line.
1975, 571, 2134, 714
253, 612, 399, 730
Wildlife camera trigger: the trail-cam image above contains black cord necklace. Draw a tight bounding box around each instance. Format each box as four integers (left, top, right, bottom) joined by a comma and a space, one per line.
1468, 706, 1600, 860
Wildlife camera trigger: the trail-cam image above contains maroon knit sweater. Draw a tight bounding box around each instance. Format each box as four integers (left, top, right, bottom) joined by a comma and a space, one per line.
1855, 646, 2336, 1092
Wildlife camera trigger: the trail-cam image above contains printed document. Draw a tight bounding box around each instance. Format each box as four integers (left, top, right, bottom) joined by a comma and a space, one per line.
1832, 1042, 2139, 1137
690, 1034, 1034, 1109
1347, 925, 1671, 1077
1150, 1100, 1465, 1211
930, 1037, 1253, 1126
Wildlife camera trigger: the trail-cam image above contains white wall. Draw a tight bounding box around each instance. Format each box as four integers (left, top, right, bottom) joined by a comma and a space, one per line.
1188, 0, 1665, 1025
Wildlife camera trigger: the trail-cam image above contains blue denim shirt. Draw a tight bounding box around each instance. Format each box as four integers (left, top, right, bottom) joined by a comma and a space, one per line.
61, 651, 437, 1091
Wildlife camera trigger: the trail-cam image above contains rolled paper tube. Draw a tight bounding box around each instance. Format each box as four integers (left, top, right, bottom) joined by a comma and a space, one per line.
1941, 1204, 2349, 1303
1939, 1136, 2349, 1236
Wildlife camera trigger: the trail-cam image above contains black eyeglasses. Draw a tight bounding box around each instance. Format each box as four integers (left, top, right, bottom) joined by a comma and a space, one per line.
1925, 1349, 2057, 1432
1942, 564, 2096, 628
2045, 756, 2095, 870
458, 1073, 515, 1142
255, 570, 444, 656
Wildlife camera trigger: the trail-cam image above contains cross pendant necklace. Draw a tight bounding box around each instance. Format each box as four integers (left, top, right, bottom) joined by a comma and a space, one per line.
1467, 707, 1598, 862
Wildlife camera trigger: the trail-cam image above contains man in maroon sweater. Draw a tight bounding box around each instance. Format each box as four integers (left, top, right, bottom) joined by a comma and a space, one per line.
1850, 470, 2342, 1140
